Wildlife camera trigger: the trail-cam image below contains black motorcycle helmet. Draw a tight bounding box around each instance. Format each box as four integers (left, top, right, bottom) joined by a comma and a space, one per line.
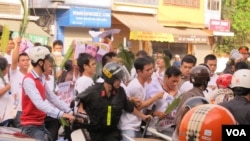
102, 62, 130, 85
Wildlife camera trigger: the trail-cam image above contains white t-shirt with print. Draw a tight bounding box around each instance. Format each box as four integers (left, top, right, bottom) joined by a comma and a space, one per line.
9, 68, 25, 111
119, 78, 146, 131
152, 91, 181, 131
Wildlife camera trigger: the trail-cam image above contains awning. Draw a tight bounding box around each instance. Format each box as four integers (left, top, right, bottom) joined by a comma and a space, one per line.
112, 13, 211, 43
112, 13, 174, 42
0, 19, 50, 37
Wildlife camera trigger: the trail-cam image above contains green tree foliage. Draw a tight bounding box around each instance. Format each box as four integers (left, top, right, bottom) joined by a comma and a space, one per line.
216, 0, 250, 53
117, 44, 135, 73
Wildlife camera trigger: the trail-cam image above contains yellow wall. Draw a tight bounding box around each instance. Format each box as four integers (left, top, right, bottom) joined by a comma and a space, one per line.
158, 0, 205, 28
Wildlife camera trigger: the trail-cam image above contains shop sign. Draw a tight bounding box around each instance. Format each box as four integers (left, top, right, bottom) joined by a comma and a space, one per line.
69, 7, 111, 28
209, 19, 230, 32
174, 35, 208, 43
114, 0, 158, 7
12, 31, 49, 45
130, 31, 174, 42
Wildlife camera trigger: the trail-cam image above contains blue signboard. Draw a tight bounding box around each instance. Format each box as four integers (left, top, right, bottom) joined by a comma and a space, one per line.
57, 7, 111, 28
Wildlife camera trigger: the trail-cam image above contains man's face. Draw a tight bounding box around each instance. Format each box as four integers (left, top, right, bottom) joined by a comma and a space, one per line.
163, 75, 181, 90
85, 45, 98, 57
138, 63, 154, 81
156, 53, 165, 69
43, 59, 53, 75
206, 60, 217, 75
113, 79, 121, 89
53, 44, 63, 53
240, 52, 249, 61
180, 62, 195, 78
7, 40, 15, 53
84, 58, 96, 76
18, 55, 30, 70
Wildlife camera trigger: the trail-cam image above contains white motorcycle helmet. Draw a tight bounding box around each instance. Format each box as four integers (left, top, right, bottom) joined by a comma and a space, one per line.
231, 69, 250, 89
28, 46, 50, 63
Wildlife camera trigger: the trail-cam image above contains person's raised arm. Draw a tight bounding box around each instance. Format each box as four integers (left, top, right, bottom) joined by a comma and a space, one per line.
11, 37, 21, 71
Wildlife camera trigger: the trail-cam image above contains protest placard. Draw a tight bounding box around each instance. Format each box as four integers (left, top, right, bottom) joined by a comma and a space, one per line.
73, 40, 110, 61
56, 81, 74, 105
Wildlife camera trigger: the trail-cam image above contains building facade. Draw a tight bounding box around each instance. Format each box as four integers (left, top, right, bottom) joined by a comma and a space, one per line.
28, 0, 228, 65
29, 0, 112, 53
0, 0, 50, 44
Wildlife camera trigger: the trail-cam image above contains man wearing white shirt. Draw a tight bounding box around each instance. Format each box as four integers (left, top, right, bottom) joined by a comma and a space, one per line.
74, 53, 96, 94
21, 46, 74, 141
151, 66, 182, 136
178, 55, 196, 93
119, 56, 164, 140
203, 54, 218, 99
9, 37, 30, 128
74, 53, 96, 114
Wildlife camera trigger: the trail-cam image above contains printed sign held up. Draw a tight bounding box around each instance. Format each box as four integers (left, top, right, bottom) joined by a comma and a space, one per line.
73, 40, 110, 61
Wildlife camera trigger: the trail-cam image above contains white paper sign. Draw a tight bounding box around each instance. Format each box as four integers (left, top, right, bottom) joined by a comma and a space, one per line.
56, 81, 74, 105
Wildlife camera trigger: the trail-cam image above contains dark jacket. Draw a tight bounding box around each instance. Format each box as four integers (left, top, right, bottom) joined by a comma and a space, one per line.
77, 83, 134, 132
219, 96, 250, 124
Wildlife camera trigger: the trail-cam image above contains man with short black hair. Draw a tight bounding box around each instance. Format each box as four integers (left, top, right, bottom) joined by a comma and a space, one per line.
21, 46, 74, 141
52, 40, 64, 68
203, 54, 218, 98
178, 54, 197, 93
77, 62, 152, 141
173, 65, 210, 140
150, 66, 182, 136
238, 46, 250, 68
119, 57, 163, 140
10, 37, 30, 128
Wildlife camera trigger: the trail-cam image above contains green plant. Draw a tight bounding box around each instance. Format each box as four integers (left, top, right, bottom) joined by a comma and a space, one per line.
59, 41, 74, 70
19, 0, 29, 37
0, 25, 10, 55
117, 44, 134, 73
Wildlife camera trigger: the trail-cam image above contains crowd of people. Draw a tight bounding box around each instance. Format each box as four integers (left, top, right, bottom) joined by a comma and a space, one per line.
0, 36, 250, 141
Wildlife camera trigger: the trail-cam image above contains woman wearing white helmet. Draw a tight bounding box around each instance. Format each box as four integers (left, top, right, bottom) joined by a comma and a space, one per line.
219, 69, 250, 124
21, 46, 75, 141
